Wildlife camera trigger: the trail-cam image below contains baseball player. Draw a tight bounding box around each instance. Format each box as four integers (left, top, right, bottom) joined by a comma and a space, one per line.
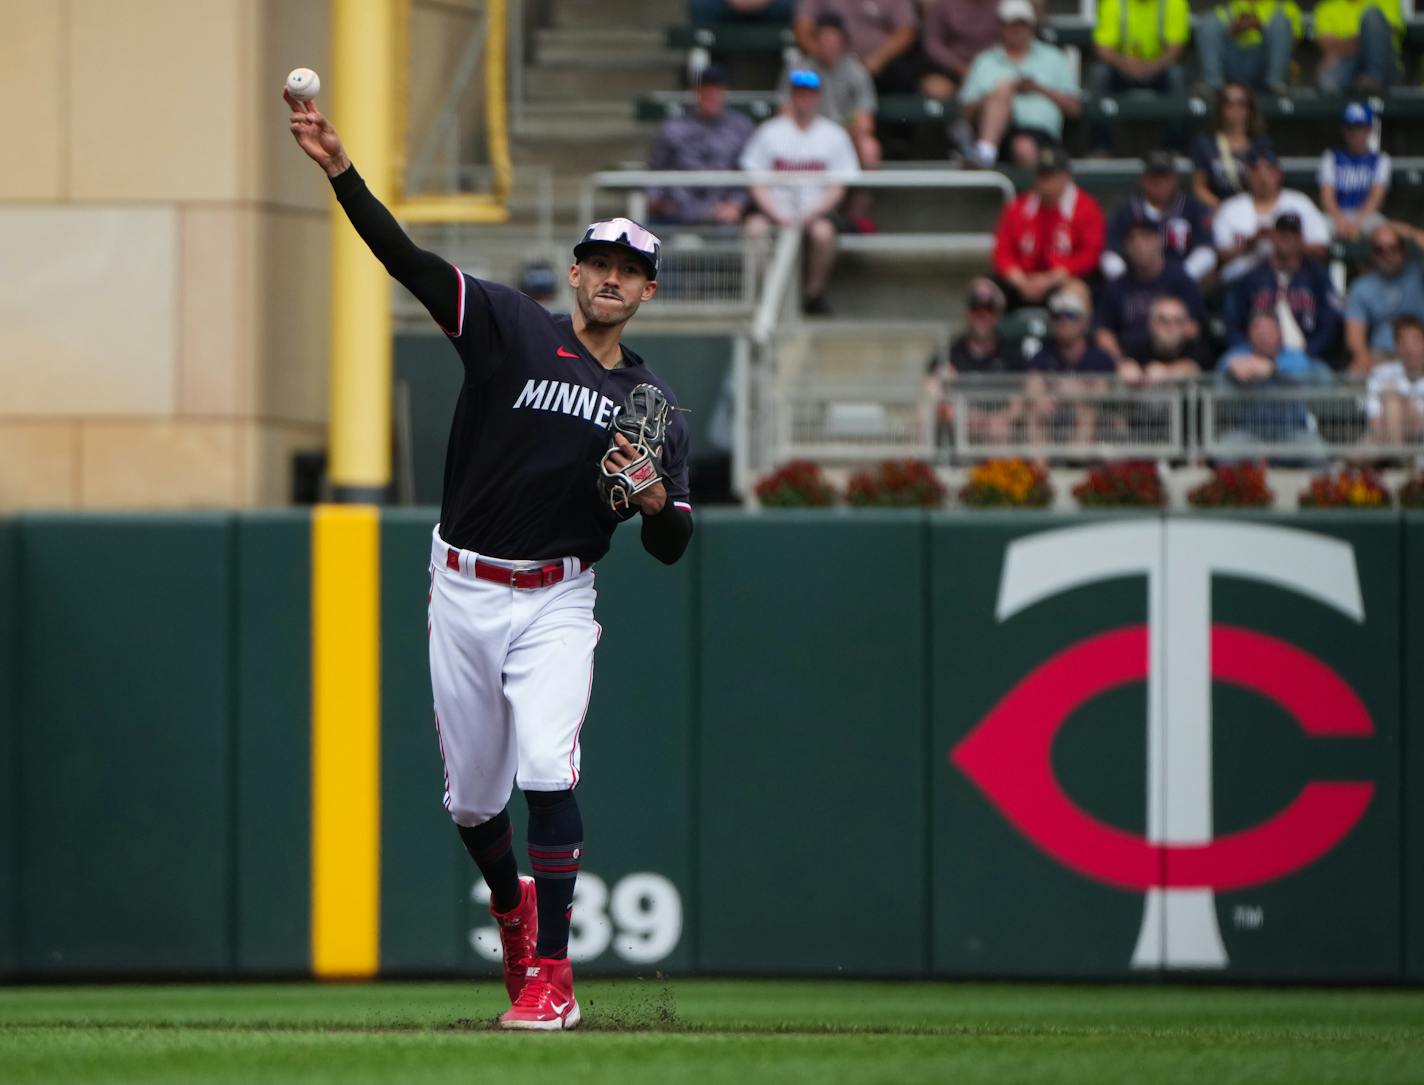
286, 89, 693, 1031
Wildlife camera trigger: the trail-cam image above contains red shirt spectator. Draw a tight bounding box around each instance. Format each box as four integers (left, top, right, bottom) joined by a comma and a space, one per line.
993, 145, 1105, 305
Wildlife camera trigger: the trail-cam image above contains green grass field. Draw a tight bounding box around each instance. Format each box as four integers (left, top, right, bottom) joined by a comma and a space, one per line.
2, 980, 1421, 1084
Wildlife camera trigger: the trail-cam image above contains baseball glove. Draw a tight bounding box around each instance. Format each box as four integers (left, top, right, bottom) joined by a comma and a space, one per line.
598, 383, 672, 512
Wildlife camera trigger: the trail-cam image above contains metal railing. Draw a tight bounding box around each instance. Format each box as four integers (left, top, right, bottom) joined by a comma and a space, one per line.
579, 168, 1017, 333
774, 376, 1424, 466
578, 170, 1018, 231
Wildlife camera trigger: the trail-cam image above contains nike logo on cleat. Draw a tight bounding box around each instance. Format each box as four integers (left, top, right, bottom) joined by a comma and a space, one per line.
552, 1000, 570, 1015
555, 346, 579, 359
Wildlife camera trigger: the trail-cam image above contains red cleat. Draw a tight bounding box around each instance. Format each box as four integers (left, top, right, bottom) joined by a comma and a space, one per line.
491, 875, 538, 1003
498, 956, 581, 1031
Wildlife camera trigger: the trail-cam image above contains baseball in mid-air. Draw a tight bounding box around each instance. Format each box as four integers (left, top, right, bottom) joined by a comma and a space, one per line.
286, 67, 321, 100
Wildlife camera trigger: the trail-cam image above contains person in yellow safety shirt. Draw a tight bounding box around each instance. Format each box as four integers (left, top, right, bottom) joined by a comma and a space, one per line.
1195, 1, 1303, 94
1315, 0, 1402, 94
1088, 0, 1190, 153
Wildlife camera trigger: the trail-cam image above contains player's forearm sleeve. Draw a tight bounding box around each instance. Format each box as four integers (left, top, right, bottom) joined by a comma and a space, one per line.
329, 164, 459, 332
640, 502, 693, 565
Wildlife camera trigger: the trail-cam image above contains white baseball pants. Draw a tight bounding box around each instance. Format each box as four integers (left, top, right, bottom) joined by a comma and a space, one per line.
428, 527, 600, 827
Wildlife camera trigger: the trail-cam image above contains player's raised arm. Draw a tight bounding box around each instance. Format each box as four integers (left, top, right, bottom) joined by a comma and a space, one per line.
285, 88, 460, 333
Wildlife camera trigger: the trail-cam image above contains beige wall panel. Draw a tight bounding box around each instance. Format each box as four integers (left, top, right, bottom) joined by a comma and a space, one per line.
0, 0, 66, 199
179, 206, 256, 416
249, 0, 330, 210
240, 420, 325, 506
0, 423, 80, 511
70, 0, 244, 201
80, 419, 240, 508
0, 207, 177, 415
255, 209, 329, 425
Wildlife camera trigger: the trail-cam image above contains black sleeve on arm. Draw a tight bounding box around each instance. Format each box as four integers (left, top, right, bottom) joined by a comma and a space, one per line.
329, 165, 459, 332
640, 501, 693, 565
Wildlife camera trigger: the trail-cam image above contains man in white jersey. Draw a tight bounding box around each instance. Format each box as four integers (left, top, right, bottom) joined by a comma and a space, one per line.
1213, 144, 1330, 283
740, 68, 860, 314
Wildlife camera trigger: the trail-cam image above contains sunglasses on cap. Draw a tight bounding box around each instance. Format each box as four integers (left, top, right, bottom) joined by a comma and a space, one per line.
1050, 309, 1085, 320
573, 218, 662, 279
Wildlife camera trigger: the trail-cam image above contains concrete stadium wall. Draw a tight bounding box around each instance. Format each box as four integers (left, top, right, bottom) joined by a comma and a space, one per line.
0, 1, 333, 510
0, 510, 1421, 982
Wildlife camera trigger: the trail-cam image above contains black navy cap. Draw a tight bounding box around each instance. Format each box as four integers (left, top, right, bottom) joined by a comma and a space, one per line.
573, 218, 661, 280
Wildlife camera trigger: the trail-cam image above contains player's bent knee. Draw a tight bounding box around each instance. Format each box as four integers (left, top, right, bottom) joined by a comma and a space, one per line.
448, 799, 508, 829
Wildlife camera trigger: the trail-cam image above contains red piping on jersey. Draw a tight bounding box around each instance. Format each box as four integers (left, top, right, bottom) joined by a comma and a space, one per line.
439, 263, 467, 338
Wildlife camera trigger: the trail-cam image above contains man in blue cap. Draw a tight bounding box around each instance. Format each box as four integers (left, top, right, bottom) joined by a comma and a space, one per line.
1319, 102, 1392, 241
739, 68, 860, 313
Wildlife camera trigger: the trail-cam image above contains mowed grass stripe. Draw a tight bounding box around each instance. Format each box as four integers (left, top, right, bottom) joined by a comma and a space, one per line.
0, 982, 1421, 1084
0, 1024, 1420, 1085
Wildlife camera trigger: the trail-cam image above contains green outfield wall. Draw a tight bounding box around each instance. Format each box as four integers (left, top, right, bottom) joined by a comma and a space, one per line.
0, 510, 1420, 982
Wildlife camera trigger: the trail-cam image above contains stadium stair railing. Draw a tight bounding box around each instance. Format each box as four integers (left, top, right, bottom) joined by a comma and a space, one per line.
778, 376, 1424, 467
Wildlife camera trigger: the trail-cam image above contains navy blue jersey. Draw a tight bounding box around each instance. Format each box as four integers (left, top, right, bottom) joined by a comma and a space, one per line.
1094, 263, 1205, 344
437, 269, 691, 563
1105, 193, 1213, 269
1221, 258, 1343, 362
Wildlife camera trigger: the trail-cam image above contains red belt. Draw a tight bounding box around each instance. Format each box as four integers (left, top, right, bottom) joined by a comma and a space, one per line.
449, 547, 583, 589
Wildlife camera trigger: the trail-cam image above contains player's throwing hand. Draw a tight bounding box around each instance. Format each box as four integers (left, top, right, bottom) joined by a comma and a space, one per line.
284, 89, 350, 178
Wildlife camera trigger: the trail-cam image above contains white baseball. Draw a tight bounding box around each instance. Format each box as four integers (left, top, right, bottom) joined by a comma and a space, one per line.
286, 67, 320, 101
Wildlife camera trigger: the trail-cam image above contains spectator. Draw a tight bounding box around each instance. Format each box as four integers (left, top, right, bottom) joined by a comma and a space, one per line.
1223, 212, 1343, 367
647, 65, 755, 227
992, 144, 1105, 307
692, 0, 795, 25
1118, 295, 1211, 384
1191, 82, 1270, 210
1315, 0, 1402, 94
1366, 315, 1424, 445
1104, 151, 1216, 283
923, 278, 1026, 446
516, 262, 558, 310
740, 69, 859, 314
1320, 102, 1391, 242
1195, 1, 1301, 93
1344, 223, 1424, 373
793, 0, 920, 94
778, 12, 880, 231
1096, 218, 1205, 370
1220, 310, 1324, 380
781, 14, 877, 142
1026, 288, 1118, 446
920, 0, 1032, 99
1216, 311, 1331, 458
1213, 145, 1329, 283
960, 0, 1081, 168
1087, 0, 1190, 154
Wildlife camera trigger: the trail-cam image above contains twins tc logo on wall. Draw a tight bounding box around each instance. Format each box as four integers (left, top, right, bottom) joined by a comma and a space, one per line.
951, 521, 1374, 970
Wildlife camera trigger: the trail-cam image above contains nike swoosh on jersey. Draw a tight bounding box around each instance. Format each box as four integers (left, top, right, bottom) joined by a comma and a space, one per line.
556, 346, 579, 359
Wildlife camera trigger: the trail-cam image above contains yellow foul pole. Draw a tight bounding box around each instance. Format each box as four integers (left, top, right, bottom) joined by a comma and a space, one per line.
328, 0, 397, 503
311, 0, 394, 980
